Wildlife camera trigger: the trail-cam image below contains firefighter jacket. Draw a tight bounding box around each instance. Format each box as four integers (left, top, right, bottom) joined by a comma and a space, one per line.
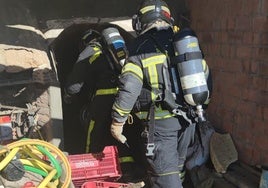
65, 42, 118, 97
112, 27, 176, 123
111, 27, 212, 123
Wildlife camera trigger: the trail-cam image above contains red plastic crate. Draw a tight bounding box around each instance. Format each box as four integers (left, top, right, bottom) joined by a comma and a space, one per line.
81, 181, 129, 188
67, 146, 122, 187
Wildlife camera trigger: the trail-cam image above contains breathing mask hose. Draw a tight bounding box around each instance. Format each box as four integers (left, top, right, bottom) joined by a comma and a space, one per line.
172, 28, 209, 122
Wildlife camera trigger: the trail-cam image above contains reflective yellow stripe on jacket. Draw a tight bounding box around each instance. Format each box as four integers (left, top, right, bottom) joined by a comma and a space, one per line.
95, 88, 118, 95
89, 47, 102, 63
135, 106, 175, 120
122, 63, 143, 82
141, 54, 166, 101
113, 62, 143, 117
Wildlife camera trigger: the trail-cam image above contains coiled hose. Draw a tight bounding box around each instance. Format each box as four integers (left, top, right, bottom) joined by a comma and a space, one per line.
0, 139, 71, 188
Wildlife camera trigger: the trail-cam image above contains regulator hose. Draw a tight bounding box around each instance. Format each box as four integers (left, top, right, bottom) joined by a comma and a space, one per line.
0, 139, 71, 188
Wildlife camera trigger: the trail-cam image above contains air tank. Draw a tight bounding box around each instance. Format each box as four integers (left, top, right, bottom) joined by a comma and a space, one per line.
101, 27, 127, 70
173, 28, 209, 121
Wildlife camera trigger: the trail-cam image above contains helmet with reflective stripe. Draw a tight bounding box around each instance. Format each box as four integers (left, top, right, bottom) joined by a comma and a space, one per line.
101, 27, 128, 71
132, 0, 174, 34
81, 29, 101, 47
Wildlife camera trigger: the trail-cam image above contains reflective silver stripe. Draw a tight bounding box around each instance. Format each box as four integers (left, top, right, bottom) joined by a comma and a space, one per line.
140, 5, 170, 15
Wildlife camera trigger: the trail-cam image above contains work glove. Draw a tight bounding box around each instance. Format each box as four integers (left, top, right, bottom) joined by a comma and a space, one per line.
110, 120, 126, 144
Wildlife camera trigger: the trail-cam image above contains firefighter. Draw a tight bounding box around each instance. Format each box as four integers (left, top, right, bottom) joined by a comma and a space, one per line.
63, 26, 143, 182
110, 0, 212, 187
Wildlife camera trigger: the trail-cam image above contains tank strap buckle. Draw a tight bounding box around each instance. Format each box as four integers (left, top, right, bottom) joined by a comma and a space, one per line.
155, 93, 163, 102
145, 143, 155, 156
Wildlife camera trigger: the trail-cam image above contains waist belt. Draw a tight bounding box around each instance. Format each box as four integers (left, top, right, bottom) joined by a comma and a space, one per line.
135, 109, 175, 120
95, 88, 118, 95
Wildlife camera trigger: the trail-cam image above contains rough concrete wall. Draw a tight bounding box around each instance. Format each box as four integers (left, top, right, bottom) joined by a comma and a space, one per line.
0, 0, 51, 73
0, 0, 63, 147
186, 0, 268, 166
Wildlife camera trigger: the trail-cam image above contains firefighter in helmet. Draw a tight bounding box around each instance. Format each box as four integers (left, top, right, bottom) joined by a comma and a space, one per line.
110, 0, 212, 187
64, 25, 144, 182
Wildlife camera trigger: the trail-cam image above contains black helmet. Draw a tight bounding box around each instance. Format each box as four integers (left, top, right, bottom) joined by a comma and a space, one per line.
81, 29, 101, 47
101, 27, 128, 71
132, 0, 174, 34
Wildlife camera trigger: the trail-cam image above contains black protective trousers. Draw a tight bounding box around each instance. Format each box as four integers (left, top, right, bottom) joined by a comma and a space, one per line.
86, 95, 130, 158
144, 116, 195, 188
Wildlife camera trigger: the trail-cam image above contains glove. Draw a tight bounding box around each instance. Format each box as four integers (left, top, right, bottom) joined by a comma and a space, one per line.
110, 120, 126, 144
63, 93, 73, 104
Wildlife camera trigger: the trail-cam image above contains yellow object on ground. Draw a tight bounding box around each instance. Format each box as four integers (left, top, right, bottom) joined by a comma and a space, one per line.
0, 139, 71, 188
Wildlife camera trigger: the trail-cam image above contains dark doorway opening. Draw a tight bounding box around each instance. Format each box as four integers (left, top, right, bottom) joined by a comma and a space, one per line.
49, 23, 135, 154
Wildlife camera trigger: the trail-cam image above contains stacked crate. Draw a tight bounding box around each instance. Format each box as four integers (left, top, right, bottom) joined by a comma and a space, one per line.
67, 146, 122, 187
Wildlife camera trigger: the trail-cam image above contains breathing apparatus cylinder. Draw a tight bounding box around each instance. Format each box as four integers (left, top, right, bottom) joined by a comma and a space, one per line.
101, 27, 127, 72
173, 28, 209, 122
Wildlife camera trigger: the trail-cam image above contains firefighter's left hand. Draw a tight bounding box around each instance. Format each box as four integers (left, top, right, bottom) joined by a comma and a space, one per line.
110, 120, 126, 144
